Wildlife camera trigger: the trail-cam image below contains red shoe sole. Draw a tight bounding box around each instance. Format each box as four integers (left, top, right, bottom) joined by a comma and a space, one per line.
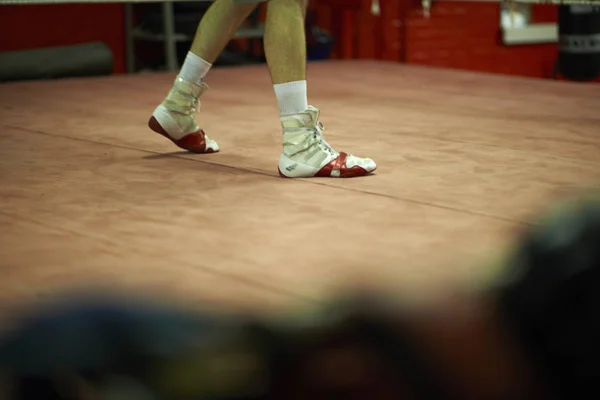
277, 167, 375, 179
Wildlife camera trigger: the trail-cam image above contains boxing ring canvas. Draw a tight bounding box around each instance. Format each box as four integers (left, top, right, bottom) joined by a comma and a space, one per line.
0, 61, 599, 324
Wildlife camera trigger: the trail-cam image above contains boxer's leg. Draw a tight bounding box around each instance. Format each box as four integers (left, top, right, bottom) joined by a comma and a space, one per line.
149, 0, 259, 153
190, 0, 259, 63
264, 0, 307, 86
264, 0, 376, 178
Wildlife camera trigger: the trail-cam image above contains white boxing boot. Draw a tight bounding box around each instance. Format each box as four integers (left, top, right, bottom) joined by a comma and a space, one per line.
148, 77, 219, 153
278, 106, 376, 178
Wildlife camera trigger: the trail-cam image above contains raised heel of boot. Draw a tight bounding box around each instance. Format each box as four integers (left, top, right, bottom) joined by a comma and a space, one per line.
148, 116, 168, 138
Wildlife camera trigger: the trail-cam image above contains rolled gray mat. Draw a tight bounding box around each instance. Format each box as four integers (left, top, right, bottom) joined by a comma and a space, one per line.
0, 42, 114, 82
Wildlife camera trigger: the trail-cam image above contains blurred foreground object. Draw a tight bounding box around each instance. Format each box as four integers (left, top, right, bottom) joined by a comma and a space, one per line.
498, 192, 600, 399
1, 193, 599, 399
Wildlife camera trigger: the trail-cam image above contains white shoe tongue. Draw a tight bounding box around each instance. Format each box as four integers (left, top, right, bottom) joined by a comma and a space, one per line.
281, 111, 316, 128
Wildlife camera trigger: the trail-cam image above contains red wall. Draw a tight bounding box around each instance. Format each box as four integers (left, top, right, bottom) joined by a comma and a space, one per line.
404, 1, 559, 78
314, 0, 568, 80
0, 1, 596, 82
0, 4, 126, 73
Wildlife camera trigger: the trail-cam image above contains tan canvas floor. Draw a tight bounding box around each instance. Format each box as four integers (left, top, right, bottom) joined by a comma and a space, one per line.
0, 61, 598, 324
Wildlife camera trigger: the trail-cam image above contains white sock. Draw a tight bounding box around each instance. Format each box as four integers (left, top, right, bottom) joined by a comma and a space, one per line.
179, 52, 212, 85
273, 80, 308, 116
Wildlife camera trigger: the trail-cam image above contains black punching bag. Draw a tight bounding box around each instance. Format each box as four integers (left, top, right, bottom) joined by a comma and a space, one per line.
557, 5, 600, 81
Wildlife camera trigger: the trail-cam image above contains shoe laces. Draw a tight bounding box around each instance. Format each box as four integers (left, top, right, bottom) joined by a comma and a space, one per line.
165, 88, 199, 116
166, 78, 205, 116
191, 96, 200, 114
312, 120, 337, 156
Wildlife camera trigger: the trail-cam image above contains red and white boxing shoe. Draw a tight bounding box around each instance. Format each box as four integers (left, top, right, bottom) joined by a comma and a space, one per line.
278, 106, 376, 178
148, 77, 219, 153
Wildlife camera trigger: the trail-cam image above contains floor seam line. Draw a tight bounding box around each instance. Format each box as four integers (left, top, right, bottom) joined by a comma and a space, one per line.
0, 210, 322, 306
2, 124, 531, 226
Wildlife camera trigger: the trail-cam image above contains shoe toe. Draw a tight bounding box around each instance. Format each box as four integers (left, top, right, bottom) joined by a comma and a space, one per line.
361, 158, 377, 173
206, 137, 219, 152
346, 155, 377, 174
